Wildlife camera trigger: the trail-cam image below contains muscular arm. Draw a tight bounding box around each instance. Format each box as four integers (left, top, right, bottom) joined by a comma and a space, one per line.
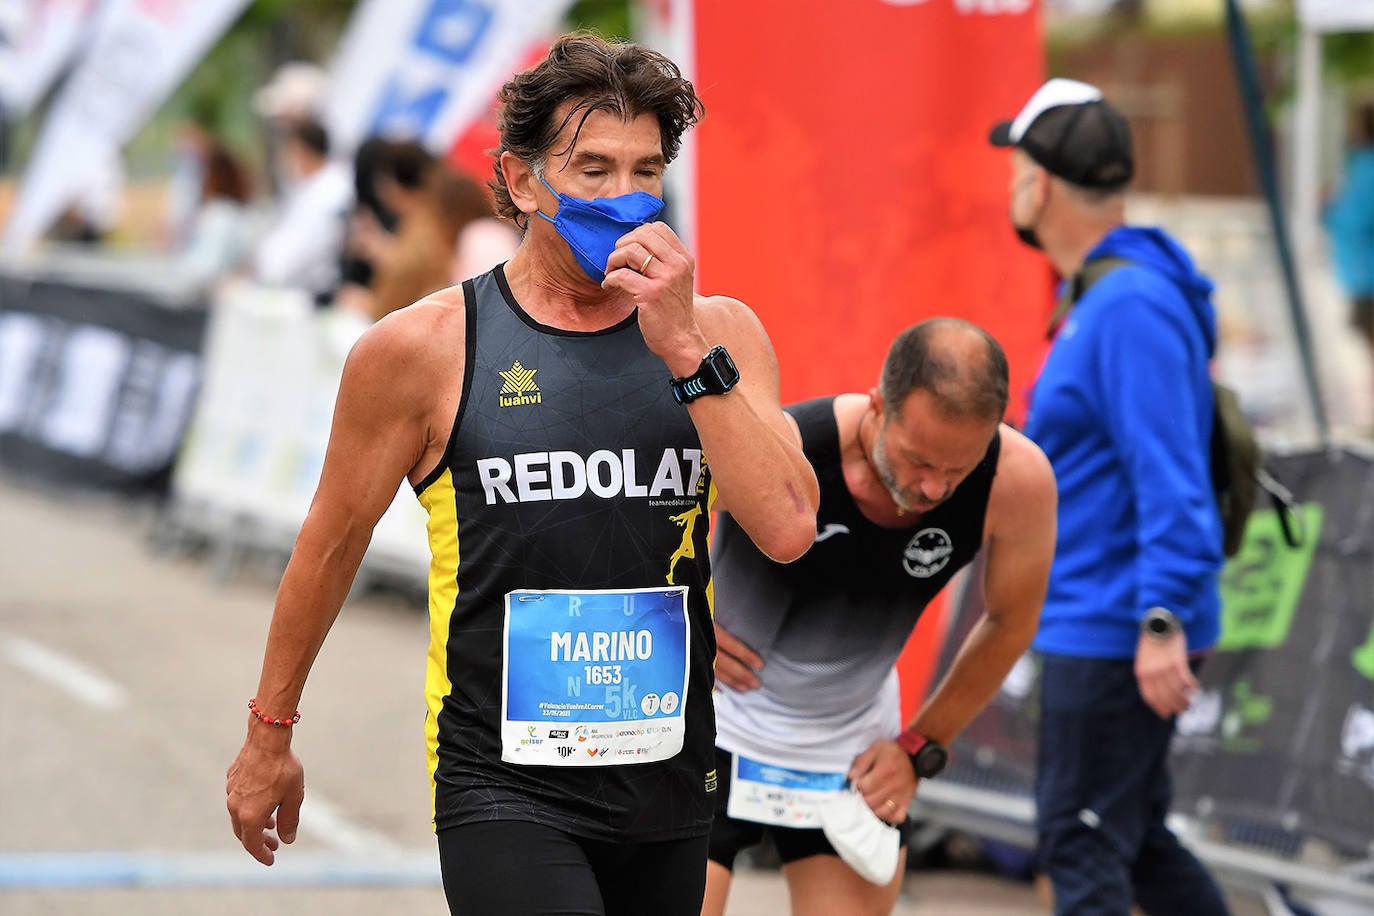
226, 305, 454, 865
605, 223, 818, 562
685, 298, 818, 561
908, 430, 1055, 742
849, 428, 1056, 821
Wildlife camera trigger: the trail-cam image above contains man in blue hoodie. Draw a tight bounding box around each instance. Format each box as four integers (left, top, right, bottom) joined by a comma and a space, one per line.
990, 79, 1231, 915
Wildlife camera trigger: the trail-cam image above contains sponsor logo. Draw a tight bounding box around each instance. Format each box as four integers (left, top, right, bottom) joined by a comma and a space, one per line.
704, 768, 718, 793
587, 748, 601, 757
556, 746, 574, 758
575, 726, 589, 742
903, 527, 953, 578
498, 360, 541, 408
476, 448, 704, 505
548, 729, 569, 739
815, 522, 850, 543
527, 725, 537, 736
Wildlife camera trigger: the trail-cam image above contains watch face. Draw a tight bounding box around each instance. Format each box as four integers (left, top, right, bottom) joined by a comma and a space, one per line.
706, 348, 740, 388
916, 743, 948, 779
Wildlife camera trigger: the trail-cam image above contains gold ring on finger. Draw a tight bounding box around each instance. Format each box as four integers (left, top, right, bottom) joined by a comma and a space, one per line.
640, 253, 654, 273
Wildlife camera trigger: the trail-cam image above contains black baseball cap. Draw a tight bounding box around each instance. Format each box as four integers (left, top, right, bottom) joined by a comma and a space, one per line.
989, 78, 1134, 191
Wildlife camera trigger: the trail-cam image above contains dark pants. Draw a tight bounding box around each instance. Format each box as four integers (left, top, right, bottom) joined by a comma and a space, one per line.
438, 820, 708, 916
1035, 653, 1230, 916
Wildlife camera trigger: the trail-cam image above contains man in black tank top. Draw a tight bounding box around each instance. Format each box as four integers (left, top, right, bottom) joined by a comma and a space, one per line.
702, 320, 1057, 916
224, 36, 820, 916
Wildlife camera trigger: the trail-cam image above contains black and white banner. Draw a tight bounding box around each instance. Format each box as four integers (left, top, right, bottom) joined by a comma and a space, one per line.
940, 447, 1374, 855
0, 276, 206, 491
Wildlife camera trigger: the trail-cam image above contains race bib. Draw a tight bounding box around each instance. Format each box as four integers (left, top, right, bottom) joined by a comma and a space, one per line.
726, 753, 848, 828
501, 587, 690, 767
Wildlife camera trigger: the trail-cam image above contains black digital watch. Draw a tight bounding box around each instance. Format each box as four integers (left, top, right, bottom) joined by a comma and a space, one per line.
895, 731, 949, 780
669, 345, 740, 405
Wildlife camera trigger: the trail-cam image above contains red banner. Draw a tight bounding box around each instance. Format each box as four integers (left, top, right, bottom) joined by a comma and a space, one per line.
693, 0, 1050, 721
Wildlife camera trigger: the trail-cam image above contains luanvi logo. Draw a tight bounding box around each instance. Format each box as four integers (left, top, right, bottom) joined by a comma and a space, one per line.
498, 360, 541, 408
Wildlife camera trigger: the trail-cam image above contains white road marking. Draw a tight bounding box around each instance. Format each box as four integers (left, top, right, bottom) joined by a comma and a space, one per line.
298, 795, 402, 854
2, 635, 129, 709
0, 849, 441, 888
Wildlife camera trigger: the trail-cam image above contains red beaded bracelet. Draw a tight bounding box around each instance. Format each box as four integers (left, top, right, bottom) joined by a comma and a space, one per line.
248, 697, 301, 728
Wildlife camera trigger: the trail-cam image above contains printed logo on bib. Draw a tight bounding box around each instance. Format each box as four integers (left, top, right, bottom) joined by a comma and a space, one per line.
726, 754, 848, 829
902, 528, 953, 579
498, 360, 541, 408
501, 587, 690, 767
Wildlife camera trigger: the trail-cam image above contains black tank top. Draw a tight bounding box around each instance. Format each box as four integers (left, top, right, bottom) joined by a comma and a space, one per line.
711, 396, 1000, 680
414, 265, 717, 841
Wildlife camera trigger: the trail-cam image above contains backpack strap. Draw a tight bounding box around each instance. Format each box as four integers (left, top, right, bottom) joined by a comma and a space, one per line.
1047, 255, 1133, 338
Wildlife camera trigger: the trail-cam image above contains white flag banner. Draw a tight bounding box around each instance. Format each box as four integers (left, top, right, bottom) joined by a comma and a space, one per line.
320, 0, 576, 158
1, 0, 250, 257
0, 0, 101, 117
1298, 0, 1374, 33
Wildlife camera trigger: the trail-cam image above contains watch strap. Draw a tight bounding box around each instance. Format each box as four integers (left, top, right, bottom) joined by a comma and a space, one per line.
669, 345, 738, 405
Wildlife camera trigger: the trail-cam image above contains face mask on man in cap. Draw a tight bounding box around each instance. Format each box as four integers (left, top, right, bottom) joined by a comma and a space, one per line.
1009, 172, 1045, 251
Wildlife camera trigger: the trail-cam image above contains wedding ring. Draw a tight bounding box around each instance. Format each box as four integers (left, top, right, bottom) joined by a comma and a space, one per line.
639, 253, 654, 273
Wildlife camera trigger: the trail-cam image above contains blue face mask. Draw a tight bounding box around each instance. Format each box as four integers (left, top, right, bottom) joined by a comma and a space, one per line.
535, 174, 665, 282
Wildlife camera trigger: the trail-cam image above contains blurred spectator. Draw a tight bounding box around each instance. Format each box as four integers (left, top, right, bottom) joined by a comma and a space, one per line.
339, 137, 405, 290
1324, 102, 1374, 375
162, 118, 215, 249
333, 138, 434, 315
253, 60, 330, 197
344, 140, 435, 283
345, 164, 501, 322
176, 143, 254, 290
250, 118, 353, 302
48, 149, 125, 245
253, 60, 328, 127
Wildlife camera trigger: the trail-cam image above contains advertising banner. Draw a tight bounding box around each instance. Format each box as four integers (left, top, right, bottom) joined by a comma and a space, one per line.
0, 0, 99, 117
939, 448, 1374, 855
321, 0, 575, 159
0, 275, 206, 491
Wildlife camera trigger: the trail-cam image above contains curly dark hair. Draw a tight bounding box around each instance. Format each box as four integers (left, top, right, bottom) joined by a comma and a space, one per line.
490, 33, 703, 227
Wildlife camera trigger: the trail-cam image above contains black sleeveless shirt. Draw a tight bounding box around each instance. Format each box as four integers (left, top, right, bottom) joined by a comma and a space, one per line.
414, 265, 717, 841
712, 396, 1000, 727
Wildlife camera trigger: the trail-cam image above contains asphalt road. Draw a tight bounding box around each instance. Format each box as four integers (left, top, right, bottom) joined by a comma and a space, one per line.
0, 476, 1055, 915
